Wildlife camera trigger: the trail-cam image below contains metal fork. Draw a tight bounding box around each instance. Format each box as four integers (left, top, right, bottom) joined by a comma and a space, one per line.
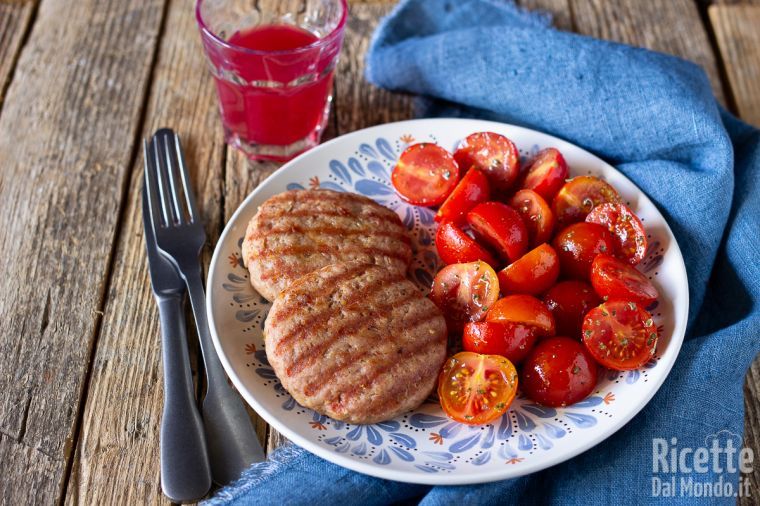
144, 128, 265, 485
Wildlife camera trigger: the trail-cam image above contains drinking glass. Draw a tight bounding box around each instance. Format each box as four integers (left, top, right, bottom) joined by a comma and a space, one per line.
196, 0, 347, 161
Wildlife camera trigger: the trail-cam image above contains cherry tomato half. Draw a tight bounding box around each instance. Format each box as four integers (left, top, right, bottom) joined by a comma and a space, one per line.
521, 336, 599, 407
435, 221, 498, 267
553, 222, 615, 280
552, 176, 622, 227
508, 189, 555, 247
462, 321, 537, 364
391, 143, 460, 206
586, 202, 648, 265
497, 243, 560, 296
486, 294, 555, 336
436, 168, 491, 224
521, 148, 569, 202
453, 132, 520, 192
590, 254, 659, 305
467, 201, 528, 263
543, 281, 601, 340
582, 300, 658, 371
429, 261, 500, 332
438, 351, 518, 425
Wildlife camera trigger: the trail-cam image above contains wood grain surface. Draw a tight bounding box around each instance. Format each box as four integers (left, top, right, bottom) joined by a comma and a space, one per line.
0, 0, 36, 107
710, 4, 760, 125
62, 0, 227, 502
0, 0, 757, 504
0, 0, 165, 502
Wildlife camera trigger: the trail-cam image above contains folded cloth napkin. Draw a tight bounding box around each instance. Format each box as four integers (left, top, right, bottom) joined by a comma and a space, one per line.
207, 1, 760, 504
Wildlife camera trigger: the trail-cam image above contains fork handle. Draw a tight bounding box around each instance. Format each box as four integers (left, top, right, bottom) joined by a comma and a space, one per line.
156, 295, 212, 502
183, 266, 266, 486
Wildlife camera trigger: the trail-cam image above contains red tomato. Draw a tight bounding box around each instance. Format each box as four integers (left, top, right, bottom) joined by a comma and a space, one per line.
553, 222, 615, 280
436, 168, 490, 224
486, 294, 555, 336
552, 176, 622, 227
466, 202, 528, 263
508, 189, 555, 246
497, 244, 560, 296
543, 281, 601, 340
462, 321, 537, 364
586, 203, 648, 265
521, 336, 599, 407
429, 261, 500, 332
438, 352, 518, 425
391, 143, 459, 206
590, 254, 659, 305
582, 300, 658, 371
521, 148, 569, 201
435, 221, 498, 267
453, 132, 520, 192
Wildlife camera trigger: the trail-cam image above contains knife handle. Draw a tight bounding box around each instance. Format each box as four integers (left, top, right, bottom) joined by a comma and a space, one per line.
157, 295, 212, 502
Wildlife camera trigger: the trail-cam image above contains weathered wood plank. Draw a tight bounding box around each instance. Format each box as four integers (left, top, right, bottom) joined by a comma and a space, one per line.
569, 0, 726, 103
709, 5, 760, 126
62, 0, 232, 503
0, 0, 36, 109
333, 2, 413, 136
0, 0, 166, 501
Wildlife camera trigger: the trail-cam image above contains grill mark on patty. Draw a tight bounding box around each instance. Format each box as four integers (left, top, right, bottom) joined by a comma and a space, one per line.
267, 263, 369, 325
271, 272, 407, 353
257, 246, 410, 281
287, 290, 425, 381
259, 224, 410, 244
256, 208, 401, 227
328, 329, 444, 413
301, 308, 443, 396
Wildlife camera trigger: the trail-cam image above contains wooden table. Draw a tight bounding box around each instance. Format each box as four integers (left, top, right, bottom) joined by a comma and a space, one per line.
0, 0, 758, 503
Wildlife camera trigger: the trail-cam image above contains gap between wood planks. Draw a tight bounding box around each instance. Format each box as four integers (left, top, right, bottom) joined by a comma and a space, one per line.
57, 0, 172, 503
0, 0, 39, 113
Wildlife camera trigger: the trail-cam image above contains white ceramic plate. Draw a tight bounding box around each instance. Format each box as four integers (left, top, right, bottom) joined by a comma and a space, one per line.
207, 118, 688, 485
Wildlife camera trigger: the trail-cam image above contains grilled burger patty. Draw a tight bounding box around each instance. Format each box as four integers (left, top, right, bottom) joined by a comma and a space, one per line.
264, 262, 447, 424
242, 189, 412, 301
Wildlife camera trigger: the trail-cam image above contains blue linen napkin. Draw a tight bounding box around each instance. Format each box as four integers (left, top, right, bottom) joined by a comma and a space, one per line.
207, 1, 760, 504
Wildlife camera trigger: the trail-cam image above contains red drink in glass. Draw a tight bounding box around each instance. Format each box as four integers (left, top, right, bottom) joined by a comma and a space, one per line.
196, 0, 347, 161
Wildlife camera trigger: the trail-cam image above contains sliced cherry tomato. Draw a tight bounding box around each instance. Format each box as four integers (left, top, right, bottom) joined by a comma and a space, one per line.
391, 143, 460, 206
486, 294, 555, 336
435, 221, 498, 267
466, 202, 528, 263
508, 189, 555, 247
497, 244, 560, 296
590, 254, 659, 305
552, 176, 622, 227
553, 222, 615, 280
462, 321, 537, 364
453, 132, 520, 192
521, 336, 599, 407
582, 300, 658, 371
438, 351, 518, 425
436, 168, 490, 224
429, 261, 500, 332
586, 203, 648, 265
521, 148, 569, 201
543, 281, 601, 340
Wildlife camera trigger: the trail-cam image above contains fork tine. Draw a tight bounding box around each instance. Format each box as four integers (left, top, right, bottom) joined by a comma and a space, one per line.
144, 139, 168, 228
153, 132, 181, 225
160, 129, 188, 224
172, 132, 200, 224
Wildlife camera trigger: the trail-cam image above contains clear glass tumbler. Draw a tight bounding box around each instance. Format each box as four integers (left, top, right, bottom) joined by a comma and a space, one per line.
196, 0, 347, 161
